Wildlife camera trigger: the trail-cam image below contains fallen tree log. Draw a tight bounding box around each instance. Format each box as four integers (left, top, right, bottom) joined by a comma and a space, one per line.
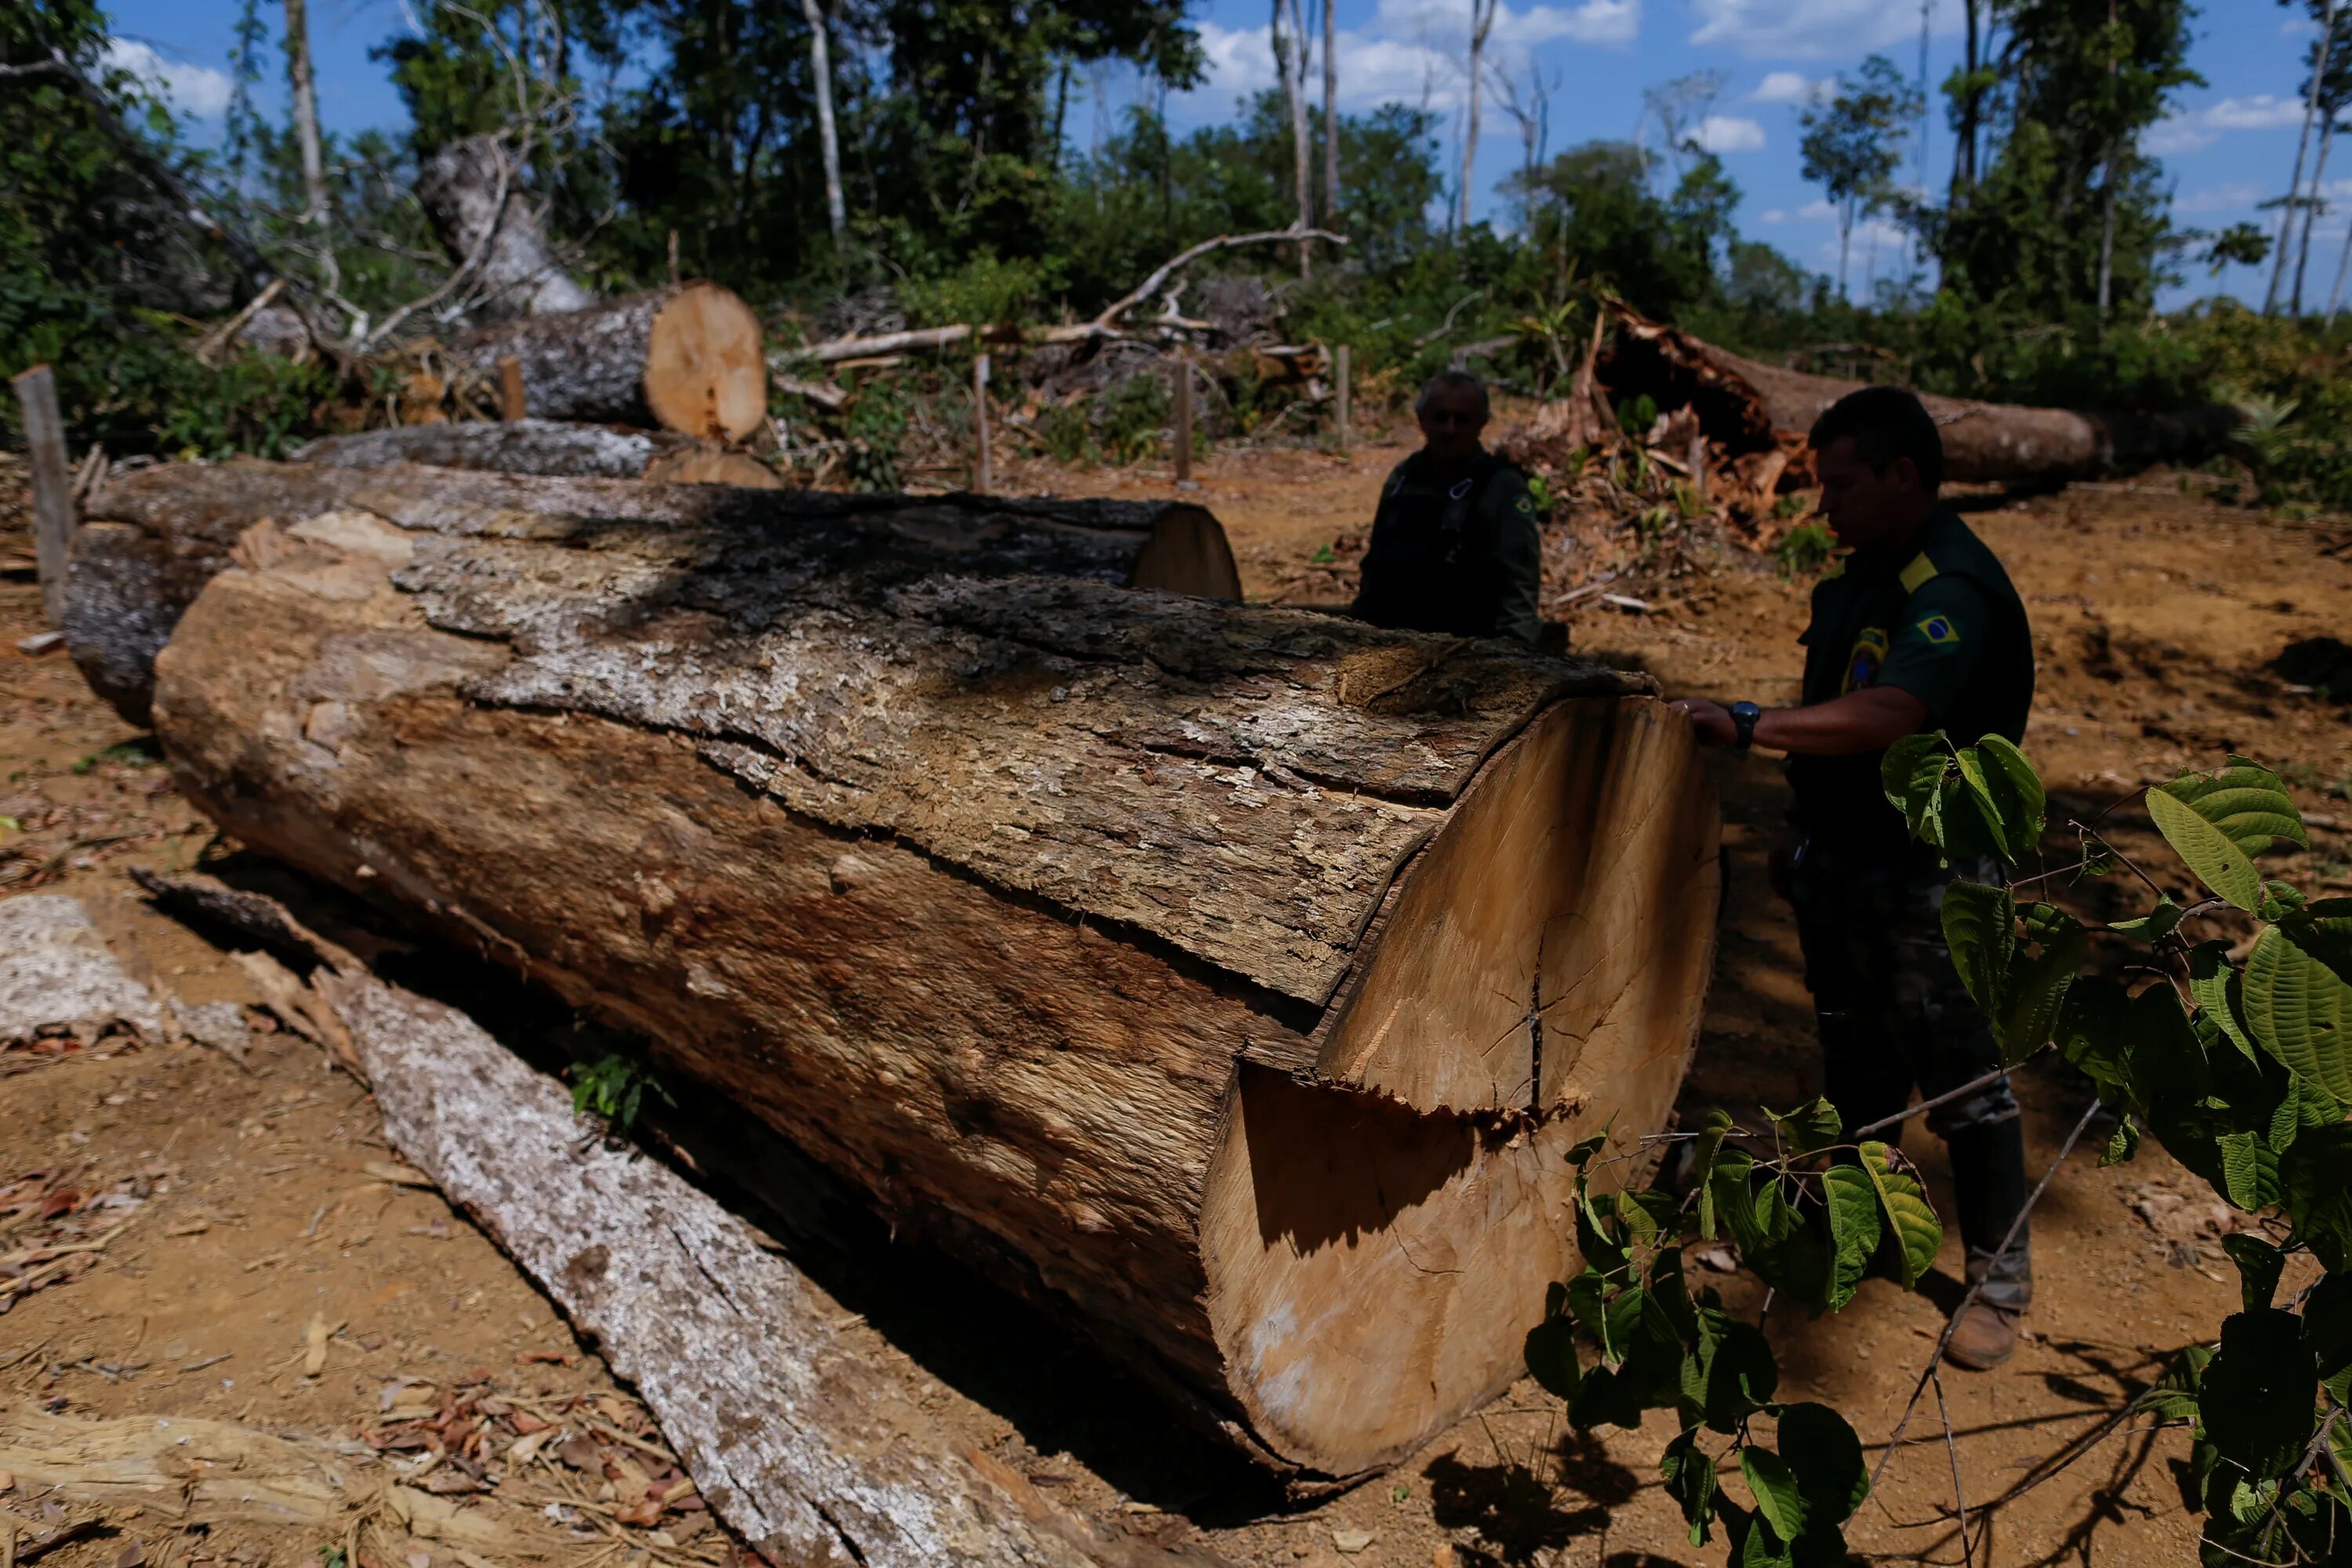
67, 459, 1242, 724
1593, 312, 2243, 485
292, 419, 702, 477
445, 282, 768, 441
98, 468, 1721, 1479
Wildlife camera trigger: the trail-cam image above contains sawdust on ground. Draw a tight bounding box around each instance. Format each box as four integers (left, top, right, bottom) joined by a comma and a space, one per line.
6, 435, 2352, 1568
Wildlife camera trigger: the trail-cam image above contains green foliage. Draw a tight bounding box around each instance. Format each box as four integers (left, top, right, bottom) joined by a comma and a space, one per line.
1765, 514, 1826, 572
1799, 56, 1922, 299
568, 1052, 674, 1131
1881, 734, 2352, 1566
1524, 1109, 1929, 1561
1098, 373, 1171, 466
844, 380, 910, 492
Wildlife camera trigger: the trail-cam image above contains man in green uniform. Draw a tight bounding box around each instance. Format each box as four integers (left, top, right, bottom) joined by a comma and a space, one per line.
1671, 387, 2038, 1370
1349, 370, 1544, 644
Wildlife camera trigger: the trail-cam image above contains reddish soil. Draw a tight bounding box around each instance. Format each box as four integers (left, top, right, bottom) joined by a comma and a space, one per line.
5, 434, 2351, 1568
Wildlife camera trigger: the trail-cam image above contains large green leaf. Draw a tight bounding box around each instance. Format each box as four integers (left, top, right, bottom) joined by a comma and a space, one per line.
2190, 942, 2259, 1061
2134, 1344, 2212, 1421
2145, 786, 2263, 912
1777, 1403, 1869, 1526
1972, 735, 2048, 855
1882, 734, 1951, 844
2283, 1124, 2352, 1272
1703, 1318, 1780, 1433
2244, 925, 2352, 1102
1859, 1141, 1942, 1289
1998, 917, 2084, 1065
2282, 899, 2352, 991
2222, 1233, 2285, 1312
2158, 758, 2309, 858
1740, 1446, 1809, 1546
2057, 978, 2137, 1102
1524, 1316, 1583, 1400
1820, 1164, 1881, 1311
2199, 1309, 2319, 1479
1941, 880, 2015, 1021
1768, 1097, 1843, 1161
2216, 1132, 2281, 1213
1661, 1430, 1719, 1545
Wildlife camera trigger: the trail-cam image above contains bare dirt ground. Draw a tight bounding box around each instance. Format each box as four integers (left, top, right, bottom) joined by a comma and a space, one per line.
5, 427, 2352, 1568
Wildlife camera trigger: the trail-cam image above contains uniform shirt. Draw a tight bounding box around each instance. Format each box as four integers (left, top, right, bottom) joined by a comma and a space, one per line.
1788, 507, 2034, 845
1349, 449, 1544, 644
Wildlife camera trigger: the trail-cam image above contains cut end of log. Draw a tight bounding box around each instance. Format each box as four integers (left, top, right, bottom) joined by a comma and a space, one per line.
644, 283, 768, 441
1202, 699, 1719, 1476
641, 446, 784, 488
1123, 501, 1241, 599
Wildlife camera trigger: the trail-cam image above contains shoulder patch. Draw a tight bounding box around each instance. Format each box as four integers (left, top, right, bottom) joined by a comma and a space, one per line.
1514, 493, 1534, 514
1899, 553, 1940, 593
1916, 613, 1962, 646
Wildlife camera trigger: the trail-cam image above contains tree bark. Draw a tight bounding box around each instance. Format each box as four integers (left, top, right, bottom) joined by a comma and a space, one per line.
1320, 0, 1339, 220
2271, 0, 2338, 315
2296, 117, 2337, 314
293, 419, 702, 477
68, 459, 1243, 725
1585, 312, 2244, 486
800, 0, 847, 241
96, 468, 1720, 1481
1273, 0, 1315, 276
1461, 0, 1498, 234
281, 0, 336, 299
415, 133, 596, 321
445, 283, 768, 439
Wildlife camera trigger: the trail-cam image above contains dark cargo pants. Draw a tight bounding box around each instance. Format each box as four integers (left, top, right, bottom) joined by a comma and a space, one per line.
1785, 837, 2033, 1308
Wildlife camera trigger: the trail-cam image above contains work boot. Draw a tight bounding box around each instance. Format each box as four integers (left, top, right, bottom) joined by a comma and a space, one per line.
1944, 1298, 2023, 1370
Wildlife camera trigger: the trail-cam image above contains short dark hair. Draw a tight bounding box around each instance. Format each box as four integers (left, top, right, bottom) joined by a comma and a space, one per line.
1809, 386, 1944, 493
1415, 369, 1490, 418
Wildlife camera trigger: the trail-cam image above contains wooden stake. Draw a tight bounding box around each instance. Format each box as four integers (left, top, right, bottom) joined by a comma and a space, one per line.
667, 228, 681, 288
496, 355, 527, 422
1334, 343, 1352, 452
11, 366, 74, 626
971, 353, 993, 494
1173, 356, 1195, 488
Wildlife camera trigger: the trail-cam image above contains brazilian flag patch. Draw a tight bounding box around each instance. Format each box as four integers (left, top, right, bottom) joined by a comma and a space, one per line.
1916, 613, 1962, 646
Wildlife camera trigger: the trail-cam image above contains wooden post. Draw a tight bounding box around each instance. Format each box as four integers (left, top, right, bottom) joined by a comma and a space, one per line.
972, 353, 993, 495
1333, 343, 1351, 453
496, 355, 527, 422
1173, 356, 1195, 488
12, 366, 74, 626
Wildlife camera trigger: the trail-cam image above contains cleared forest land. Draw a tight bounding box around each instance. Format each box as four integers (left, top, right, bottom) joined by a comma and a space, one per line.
5, 435, 2350, 1568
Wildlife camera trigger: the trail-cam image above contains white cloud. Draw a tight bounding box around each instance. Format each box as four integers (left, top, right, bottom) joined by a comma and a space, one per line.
2147, 94, 2308, 155
103, 38, 234, 118
2174, 182, 2263, 215
1692, 114, 1766, 152
1759, 207, 1789, 223
1751, 69, 1824, 104
1687, 0, 1953, 59
1798, 198, 1836, 220
1193, 0, 1638, 118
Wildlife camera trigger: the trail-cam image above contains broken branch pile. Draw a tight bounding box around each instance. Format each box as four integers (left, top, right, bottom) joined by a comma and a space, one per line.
74, 462, 1720, 1481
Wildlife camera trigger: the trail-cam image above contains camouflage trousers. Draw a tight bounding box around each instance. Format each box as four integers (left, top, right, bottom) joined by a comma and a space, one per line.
1785, 837, 2033, 1308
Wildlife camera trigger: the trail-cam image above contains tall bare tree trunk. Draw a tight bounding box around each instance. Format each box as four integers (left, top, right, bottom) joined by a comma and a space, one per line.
282, 0, 336, 298
2296, 118, 2337, 314
1321, 0, 1339, 220
1272, 0, 1313, 277
799, 0, 847, 241
1459, 0, 1498, 232
2271, 0, 2338, 314
2330, 220, 2352, 323
2096, 0, 2118, 319
1952, 0, 1980, 199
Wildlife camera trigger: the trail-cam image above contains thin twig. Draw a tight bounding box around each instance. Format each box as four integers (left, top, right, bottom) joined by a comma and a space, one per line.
1934, 1369, 1973, 1568
1850, 1056, 2045, 1140
1871, 1098, 2104, 1492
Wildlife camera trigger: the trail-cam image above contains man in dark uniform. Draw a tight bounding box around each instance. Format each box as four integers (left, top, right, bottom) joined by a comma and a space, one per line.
1349, 370, 1544, 644
1670, 387, 2038, 1370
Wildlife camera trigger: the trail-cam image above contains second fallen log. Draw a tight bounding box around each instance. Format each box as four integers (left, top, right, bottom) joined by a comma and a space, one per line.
445, 282, 768, 440
117, 475, 1719, 1479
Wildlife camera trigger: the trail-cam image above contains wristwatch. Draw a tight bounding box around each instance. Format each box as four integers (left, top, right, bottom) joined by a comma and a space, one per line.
1729, 701, 1762, 752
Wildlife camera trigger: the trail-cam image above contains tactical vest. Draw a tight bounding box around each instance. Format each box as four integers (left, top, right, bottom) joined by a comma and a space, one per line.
1354, 452, 1524, 638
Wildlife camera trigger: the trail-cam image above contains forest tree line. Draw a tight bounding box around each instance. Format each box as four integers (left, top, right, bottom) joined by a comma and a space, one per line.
2, 0, 2348, 508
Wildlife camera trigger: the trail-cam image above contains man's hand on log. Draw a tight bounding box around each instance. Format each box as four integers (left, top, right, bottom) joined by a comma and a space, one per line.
1667, 696, 1737, 747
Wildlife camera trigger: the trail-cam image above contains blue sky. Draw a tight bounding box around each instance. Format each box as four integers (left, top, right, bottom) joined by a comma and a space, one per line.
99, 0, 2322, 308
